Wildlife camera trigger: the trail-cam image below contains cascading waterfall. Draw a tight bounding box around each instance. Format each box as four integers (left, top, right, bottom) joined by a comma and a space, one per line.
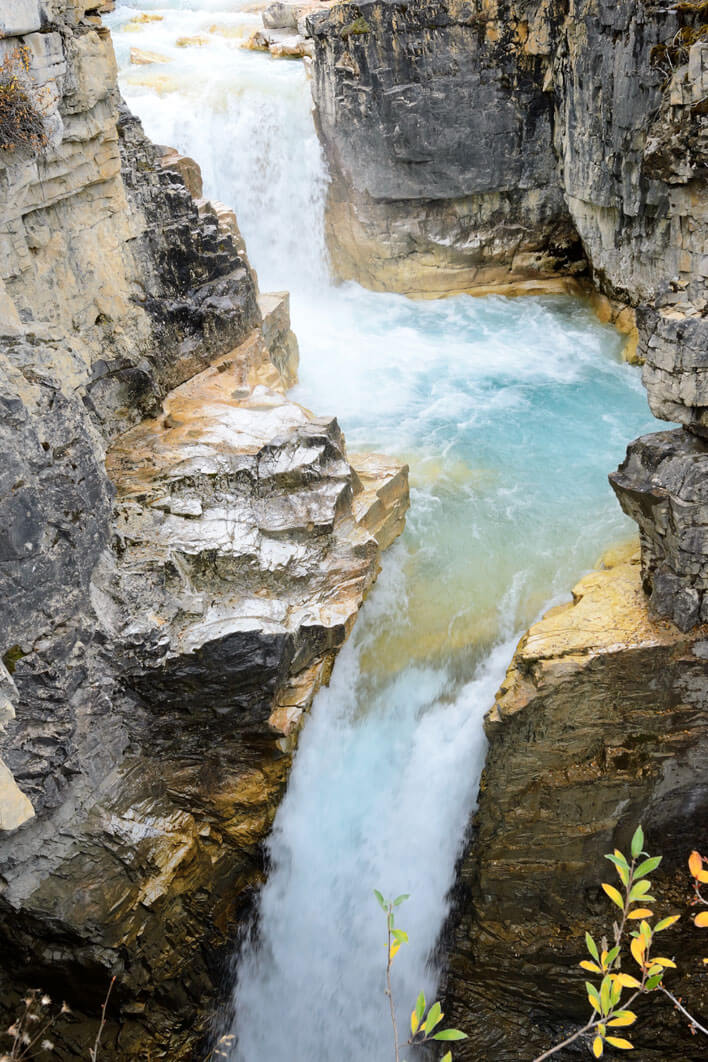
109, 4, 660, 1059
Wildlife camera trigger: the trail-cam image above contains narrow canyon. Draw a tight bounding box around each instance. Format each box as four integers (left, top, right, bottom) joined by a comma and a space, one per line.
0, 1, 705, 1060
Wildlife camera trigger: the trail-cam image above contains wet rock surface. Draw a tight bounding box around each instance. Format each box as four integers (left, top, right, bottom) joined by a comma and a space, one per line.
611, 429, 708, 630
308, 0, 585, 296
0, 3, 409, 1056
442, 545, 708, 1060
309, 0, 706, 309
309, 0, 708, 622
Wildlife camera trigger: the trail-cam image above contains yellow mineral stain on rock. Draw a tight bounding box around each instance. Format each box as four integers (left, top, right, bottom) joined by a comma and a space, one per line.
488, 540, 697, 728
176, 35, 211, 48
208, 23, 252, 39
127, 12, 164, 23
587, 291, 641, 364
130, 48, 172, 66
0, 757, 34, 831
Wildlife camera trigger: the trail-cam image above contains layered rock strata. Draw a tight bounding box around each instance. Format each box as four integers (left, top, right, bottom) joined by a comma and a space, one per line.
308, 0, 706, 308
308, 0, 707, 622
308, 0, 585, 297
443, 545, 708, 1061
0, 2, 408, 1057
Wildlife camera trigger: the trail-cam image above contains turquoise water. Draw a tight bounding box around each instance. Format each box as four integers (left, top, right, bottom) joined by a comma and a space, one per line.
109, 4, 657, 1059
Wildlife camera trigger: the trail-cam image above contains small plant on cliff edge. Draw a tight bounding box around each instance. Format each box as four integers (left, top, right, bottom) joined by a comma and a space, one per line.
374, 890, 468, 1062
531, 827, 708, 1060
0, 44, 49, 156
2, 978, 114, 1062
1, 990, 71, 1060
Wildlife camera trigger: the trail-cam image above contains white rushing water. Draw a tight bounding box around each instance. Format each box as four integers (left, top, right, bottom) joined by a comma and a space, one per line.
109, 5, 659, 1059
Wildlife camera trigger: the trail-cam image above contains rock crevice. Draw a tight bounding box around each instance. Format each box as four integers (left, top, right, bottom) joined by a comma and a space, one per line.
0, 2, 408, 1056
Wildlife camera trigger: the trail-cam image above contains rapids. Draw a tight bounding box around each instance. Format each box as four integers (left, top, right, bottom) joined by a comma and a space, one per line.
108, 5, 659, 1058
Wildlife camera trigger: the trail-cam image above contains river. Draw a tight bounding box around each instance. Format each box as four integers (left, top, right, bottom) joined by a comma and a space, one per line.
107, 5, 658, 1058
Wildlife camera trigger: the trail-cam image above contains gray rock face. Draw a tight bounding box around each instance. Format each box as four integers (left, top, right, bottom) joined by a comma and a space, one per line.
611, 429, 708, 630
0, 3, 409, 1057
442, 550, 708, 1061
309, 0, 705, 310
309, 0, 707, 620
308, 0, 584, 295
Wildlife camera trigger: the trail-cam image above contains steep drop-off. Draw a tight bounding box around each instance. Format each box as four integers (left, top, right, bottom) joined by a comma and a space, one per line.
0, 3, 407, 1056
304, 0, 708, 1054
443, 543, 708, 1059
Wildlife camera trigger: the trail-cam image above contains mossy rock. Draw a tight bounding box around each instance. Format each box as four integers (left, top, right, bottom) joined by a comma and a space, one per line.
340, 16, 371, 38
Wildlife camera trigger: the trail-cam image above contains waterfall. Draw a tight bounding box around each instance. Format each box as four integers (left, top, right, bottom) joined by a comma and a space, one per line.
109, 4, 659, 1059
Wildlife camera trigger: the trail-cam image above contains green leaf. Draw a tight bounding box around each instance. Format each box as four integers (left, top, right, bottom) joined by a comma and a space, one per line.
600, 975, 612, 1016
606, 945, 620, 966
610, 977, 622, 1007
415, 993, 426, 1023
631, 826, 644, 859
654, 915, 680, 933
433, 1030, 468, 1041
393, 894, 410, 906
634, 856, 661, 879
586, 982, 601, 1011
628, 879, 652, 901
392, 929, 409, 944
441, 1054, 452, 1062
586, 932, 600, 963
374, 889, 386, 911
425, 1003, 443, 1035
645, 973, 663, 991
605, 855, 629, 886
602, 883, 624, 909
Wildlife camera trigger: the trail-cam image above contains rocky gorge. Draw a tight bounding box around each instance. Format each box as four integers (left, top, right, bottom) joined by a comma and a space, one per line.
0, 1, 408, 1055
304, 0, 708, 1056
0, 0, 706, 1061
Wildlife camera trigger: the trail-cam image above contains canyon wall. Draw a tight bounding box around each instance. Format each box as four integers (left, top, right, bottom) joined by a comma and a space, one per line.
443, 543, 708, 1060
309, 0, 707, 631
307, 0, 708, 1056
0, 2, 408, 1057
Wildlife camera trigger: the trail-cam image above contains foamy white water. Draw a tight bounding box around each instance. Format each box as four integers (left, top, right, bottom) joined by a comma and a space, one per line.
109, 5, 659, 1058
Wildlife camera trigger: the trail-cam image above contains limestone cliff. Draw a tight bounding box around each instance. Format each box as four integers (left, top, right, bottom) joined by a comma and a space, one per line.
308, 1, 707, 623
308, 0, 708, 624
308, 0, 706, 306
305, 1, 708, 1052
0, 2, 408, 1056
441, 545, 708, 1059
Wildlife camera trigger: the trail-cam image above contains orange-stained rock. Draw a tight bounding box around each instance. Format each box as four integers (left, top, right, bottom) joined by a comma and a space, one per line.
443, 546, 708, 1061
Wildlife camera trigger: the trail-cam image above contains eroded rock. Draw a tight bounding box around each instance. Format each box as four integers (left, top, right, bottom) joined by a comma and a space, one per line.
0, 3, 408, 1056
443, 545, 708, 1060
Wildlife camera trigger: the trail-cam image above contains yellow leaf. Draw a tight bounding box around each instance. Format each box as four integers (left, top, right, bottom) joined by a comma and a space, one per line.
695, 911, 708, 928
688, 851, 708, 883
652, 957, 676, 968
612, 973, 642, 989
580, 961, 602, 974
593, 1036, 604, 1058
627, 908, 653, 920
389, 943, 400, 960
602, 883, 624, 909
654, 915, 680, 932
605, 1037, 633, 1050
410, 1010, 419, 1036
630, 937, 646, 967
608, 1012, 637, 1027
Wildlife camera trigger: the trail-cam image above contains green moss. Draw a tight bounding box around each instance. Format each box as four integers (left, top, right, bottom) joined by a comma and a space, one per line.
339, 16, 371, 37
2, 645, 26, 675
